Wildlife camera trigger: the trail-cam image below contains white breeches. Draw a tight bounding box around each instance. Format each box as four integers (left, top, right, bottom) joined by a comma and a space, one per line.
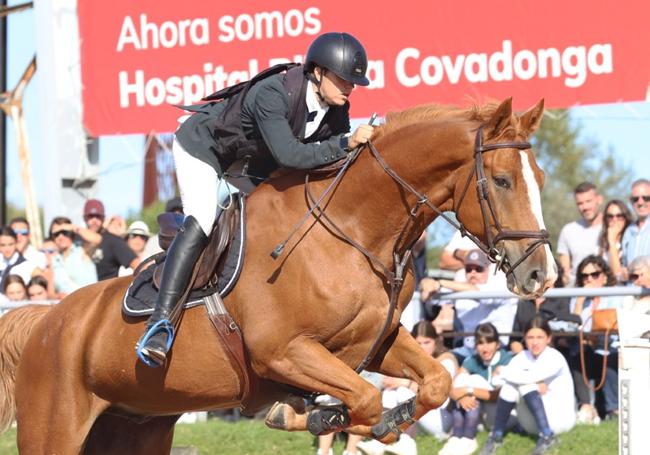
500, 382, 576, 435
172, 139, 220, 235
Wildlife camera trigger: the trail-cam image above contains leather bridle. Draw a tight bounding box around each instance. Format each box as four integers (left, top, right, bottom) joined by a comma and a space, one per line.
272, 124, 551, 372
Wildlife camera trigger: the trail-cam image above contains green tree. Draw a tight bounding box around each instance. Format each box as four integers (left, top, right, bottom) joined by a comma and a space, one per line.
532, 109, 632, 247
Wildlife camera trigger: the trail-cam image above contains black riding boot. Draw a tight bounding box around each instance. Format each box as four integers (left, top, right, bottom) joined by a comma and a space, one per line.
136, 215, 209, 367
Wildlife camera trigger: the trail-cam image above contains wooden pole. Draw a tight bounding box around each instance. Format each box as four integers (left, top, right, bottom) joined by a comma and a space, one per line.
0, 56, 42, 246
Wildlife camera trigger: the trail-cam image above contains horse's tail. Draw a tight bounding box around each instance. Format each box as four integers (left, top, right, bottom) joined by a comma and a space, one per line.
0, 304, 52, 434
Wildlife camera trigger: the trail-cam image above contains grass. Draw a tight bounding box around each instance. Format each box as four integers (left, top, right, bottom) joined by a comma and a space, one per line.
0, 418, 618, 454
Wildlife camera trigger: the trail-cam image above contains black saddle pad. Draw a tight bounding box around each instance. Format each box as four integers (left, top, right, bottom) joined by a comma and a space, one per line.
122, 197, 246, 317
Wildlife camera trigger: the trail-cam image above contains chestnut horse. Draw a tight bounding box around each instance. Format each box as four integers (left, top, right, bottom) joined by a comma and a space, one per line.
0, 98, 556, 454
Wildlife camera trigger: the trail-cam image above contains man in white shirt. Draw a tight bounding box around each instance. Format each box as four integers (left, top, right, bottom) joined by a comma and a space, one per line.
557, 182, 603, 286
422, 249, 518, 355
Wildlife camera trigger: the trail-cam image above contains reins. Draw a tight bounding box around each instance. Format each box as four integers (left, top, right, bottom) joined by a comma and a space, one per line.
271, 124, 551, 373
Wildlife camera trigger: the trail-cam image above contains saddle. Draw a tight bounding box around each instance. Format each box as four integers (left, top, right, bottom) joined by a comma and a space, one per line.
154, 200, 238, 292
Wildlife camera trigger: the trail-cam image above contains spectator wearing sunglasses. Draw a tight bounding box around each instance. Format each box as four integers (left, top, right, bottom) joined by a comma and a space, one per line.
597, 200, 634, 282
621, 178, 650, 270
118, 221, 151, 277
0, 225, 39, 292
82, 199, 139, 281
568, 255, 619, 424
421, 249, 518, 360
620, 256, 650, 316
49, 216, 98, 296
9, 217, 47, 270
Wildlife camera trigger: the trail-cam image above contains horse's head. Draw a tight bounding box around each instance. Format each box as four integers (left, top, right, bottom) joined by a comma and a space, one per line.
454, 98, 557, 298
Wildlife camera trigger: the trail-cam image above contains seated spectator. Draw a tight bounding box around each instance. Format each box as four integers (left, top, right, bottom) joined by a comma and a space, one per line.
568, 255, 619, 424
411, 321, 457, 440
598, 200, 633, 281
50, 217, 98, 296
0, 226, 36, 290
441, 323, 511, 455
118, 221, 151, 276
421, 249, 517, 358
621, 178, 650, 270
624, 256, 650, 314
9, 217, 46, 270
480, 317, 576, 455
2, 274, 28, 301
510, 261, 575, 354
27, 275, 51, 301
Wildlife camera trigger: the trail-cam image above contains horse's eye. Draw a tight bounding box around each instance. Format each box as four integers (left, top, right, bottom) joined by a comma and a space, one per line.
493, 176, 511, 189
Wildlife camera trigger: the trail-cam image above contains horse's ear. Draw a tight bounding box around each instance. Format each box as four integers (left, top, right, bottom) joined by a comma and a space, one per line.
484, 97, 514, 139
519, 99, 545, 136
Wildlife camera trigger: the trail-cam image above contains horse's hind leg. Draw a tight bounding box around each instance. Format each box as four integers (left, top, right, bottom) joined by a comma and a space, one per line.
83, 413, 180, 455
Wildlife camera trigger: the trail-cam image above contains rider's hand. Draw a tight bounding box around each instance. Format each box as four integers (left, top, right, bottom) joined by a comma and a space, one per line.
348, 124, 373, 149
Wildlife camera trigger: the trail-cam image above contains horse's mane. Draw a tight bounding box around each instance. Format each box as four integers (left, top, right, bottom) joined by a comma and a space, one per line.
374, 101, 501, 138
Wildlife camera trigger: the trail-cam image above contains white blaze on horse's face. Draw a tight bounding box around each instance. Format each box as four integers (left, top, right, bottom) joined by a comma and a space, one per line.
519, 151, 558, 292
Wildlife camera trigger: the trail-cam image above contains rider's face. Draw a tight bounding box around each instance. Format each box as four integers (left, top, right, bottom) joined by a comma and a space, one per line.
314, 67, 355, 107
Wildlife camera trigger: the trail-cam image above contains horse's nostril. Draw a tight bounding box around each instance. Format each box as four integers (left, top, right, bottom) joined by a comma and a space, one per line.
529, 269, 545, 285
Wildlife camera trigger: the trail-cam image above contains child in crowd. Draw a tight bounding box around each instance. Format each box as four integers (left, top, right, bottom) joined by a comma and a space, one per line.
480, 317, 575, 455
440, 323, 511, 455
2, 274, 28, 301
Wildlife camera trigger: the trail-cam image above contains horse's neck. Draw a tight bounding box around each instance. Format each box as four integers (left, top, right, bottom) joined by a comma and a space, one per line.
331, 123, 471, 259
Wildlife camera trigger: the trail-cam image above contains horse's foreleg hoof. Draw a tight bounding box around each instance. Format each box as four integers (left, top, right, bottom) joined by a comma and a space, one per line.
307, 405, 351, 436
371, 397, 416, 440
264, 398, 308, 431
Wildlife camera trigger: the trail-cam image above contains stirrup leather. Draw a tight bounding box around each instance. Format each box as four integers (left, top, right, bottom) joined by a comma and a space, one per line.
136, 319, 175, 367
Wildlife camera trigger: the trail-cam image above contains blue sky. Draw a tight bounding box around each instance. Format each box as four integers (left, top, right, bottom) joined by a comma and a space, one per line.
4, 4, 650, 221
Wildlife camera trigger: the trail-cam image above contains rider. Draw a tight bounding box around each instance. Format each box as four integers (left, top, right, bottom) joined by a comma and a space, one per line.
136, 32, 374, 367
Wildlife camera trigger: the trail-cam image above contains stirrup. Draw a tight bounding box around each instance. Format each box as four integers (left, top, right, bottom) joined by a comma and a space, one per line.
136, 319, 175, 368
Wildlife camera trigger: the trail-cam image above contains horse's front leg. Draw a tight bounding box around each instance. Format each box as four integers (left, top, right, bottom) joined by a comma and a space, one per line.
348, 325, 451, 440
258, 337, 383, 434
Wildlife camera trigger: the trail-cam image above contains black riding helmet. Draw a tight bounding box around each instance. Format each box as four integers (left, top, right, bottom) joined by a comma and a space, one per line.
305, 32, 370, 87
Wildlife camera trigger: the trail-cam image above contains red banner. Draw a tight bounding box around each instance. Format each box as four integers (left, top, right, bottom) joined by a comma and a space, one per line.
77, 0, 650, 136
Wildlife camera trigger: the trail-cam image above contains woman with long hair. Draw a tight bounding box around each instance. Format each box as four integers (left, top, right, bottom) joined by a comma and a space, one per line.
598, 199, 633, 281
570, 255, 620, 424
480, 317, 575, 455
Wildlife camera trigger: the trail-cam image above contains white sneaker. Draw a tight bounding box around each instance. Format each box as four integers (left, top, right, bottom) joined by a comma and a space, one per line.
316, 449, 333, 455
438, 436, 461, 455
384, 434, 417, 455
576, 406, 601, 425
459, 437, 478, 455
356, 439, 387, 455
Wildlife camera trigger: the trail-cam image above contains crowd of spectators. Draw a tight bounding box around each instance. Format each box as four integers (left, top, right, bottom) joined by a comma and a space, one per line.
0, 178, 649, 455
0, 197, 176, 307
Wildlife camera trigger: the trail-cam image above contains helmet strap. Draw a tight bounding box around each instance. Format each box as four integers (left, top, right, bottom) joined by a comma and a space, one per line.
310, 67, 326, 103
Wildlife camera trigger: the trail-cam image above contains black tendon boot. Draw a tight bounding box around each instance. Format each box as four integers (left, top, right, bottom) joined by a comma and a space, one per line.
136, 215, 209, 367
